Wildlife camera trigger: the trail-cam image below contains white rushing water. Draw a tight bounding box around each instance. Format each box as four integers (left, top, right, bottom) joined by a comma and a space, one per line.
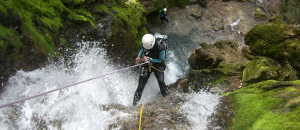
182, 92, 220, 130
0, 41, 219, 130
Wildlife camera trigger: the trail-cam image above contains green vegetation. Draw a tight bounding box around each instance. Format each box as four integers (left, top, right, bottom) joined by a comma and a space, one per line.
0, 0, 97, 55
0, 25, 22, 52
94, 1, 148, 59
228, 21, 300, 129
229, 80, 300, 130
112, 1, 146, 44
0, 0, 154, 83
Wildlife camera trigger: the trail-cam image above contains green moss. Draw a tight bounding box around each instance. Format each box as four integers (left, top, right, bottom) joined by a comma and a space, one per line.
112, 2, 145, 43
246, 80, 279, 88
62, 0, 86, 5
246, 23, 286, 45
0, 24, 22, 50
245, 22, 289, 58
245, 22, 300, 75
242, 56, 298, 84
281, 0, 300, 24
282, 40, 300, 73
22, 18, 55, 54
0, 2, 7, 15
217, 63, 242, 75
0, 0, 100, 56
242, 57, 280, 84
67, 9, 96, 27
94, 4, 111, 14
39, 17, 63, 31
229, 80, 300, 130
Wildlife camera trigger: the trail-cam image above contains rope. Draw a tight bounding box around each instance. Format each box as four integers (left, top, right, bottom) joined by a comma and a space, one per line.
0, 62, 149, 109
138, 104, 144, 130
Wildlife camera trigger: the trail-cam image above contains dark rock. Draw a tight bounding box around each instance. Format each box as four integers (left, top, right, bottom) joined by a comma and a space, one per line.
188, 41, 248, 73
177, 78, 190, 93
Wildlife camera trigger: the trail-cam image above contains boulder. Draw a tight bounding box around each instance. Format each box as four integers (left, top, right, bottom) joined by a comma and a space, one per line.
245, 22, 300, 76
188, 41, 248, 74
188, 40, 249, 90
242, 57, 298, 84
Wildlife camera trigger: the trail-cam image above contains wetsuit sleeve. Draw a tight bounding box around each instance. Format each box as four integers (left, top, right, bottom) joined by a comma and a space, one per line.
150, 50, 166, 63
137, 48, 144, 58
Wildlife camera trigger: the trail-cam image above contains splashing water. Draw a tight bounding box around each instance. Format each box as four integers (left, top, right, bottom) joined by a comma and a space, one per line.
0, 40, 219, 130
182, 92, 220, 130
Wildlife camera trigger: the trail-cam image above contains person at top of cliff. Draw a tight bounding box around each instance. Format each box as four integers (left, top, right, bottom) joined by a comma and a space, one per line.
133, 33, 169, 106
159, 8, 169, 24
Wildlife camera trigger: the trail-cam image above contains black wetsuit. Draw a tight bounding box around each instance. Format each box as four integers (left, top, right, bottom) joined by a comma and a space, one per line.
133, 37, 168, 106
159, 10, 169, 24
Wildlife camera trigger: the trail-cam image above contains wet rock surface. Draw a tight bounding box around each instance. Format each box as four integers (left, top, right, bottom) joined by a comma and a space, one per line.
108, 88, 191, 130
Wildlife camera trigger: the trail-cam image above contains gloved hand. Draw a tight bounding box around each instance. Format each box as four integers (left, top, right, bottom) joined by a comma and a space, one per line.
143, 56, 151, 63
135, 56, 151, 64
135, 57, 142, 64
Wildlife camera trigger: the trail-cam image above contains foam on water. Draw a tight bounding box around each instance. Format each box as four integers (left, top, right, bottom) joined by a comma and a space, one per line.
182, 92, 220, 130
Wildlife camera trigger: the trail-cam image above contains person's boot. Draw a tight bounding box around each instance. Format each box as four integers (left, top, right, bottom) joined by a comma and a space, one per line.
133, 100, 138, 106
161, 88, 169, 97
133, 95, 140, 106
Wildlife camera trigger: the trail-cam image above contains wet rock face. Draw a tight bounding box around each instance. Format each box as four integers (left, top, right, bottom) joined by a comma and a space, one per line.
187, 40, 249, 91
207, 96, 234, 130
188, 41, 248, 73
189, 46, 222, 70
111, 89, 191, 130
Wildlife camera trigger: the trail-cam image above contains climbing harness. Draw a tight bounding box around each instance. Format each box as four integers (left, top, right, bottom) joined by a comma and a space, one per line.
0, 62, 149, 109
150, 65, 164, 72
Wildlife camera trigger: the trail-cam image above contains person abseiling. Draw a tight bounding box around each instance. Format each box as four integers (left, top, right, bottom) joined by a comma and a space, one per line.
133, 33, 169, 106
159, 8, 169, 24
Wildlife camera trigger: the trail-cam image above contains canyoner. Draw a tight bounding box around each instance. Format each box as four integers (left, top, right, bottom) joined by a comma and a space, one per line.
160, 8, 169, 24
133, 33, 169, 106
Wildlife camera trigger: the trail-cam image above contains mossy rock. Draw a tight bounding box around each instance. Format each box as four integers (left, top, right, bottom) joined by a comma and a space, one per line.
245, 22, 300, 76
104, 1, 148, 63
254, 8, 268, 20
281, 40, 300, 74
281, 0, 300, 24
188, 41, 249, 90
228, 80, 300, 130
189, 41, 248, 72
242, 57, 297, 84
245, 22, 291, 49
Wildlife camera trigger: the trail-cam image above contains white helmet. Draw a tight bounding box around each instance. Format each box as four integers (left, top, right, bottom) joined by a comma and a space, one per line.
142, 34, 155, 49
163, 8, 167, 12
